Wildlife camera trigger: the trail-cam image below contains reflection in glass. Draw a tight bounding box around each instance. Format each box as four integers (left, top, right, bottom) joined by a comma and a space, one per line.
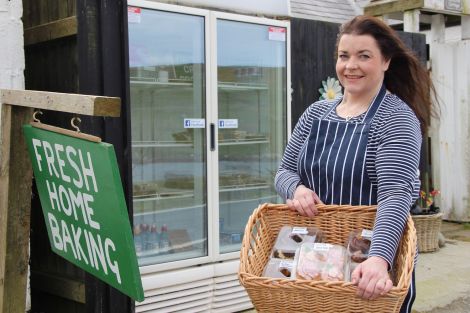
217, 20, 287, 253
128, 8, 207, 266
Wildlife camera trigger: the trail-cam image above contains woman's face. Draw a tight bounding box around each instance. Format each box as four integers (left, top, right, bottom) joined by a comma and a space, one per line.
336, 34, 390, 97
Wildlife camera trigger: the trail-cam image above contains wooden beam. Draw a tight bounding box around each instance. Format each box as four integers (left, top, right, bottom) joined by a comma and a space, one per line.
0, 104, 34, 313
404, 9, 421, 32
31, 271, 85, 304
431, 14, 446, 44
462, 15, 470, 40
24, 16, 78, 46
364, 0, 424, 16
0, 89, 121, 117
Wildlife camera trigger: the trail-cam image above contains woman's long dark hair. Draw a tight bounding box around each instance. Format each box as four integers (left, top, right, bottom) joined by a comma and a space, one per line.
336, 15, 438, 132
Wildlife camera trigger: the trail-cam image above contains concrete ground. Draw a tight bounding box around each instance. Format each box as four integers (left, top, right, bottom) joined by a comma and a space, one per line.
412, 221, 470, 313
240, 221, 470, 313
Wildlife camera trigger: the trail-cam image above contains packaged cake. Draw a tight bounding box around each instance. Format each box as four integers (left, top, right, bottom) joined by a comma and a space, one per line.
347, 229, 372, 263
293, 243, 347, 281
262, 259, 294, 279
271, 226, 324, 259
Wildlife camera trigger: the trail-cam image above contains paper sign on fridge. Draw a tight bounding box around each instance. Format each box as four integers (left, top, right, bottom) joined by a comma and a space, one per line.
23, 125, 144, 302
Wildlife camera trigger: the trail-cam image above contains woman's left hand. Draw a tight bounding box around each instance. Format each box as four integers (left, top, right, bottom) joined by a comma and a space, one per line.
351, 256, 393, 300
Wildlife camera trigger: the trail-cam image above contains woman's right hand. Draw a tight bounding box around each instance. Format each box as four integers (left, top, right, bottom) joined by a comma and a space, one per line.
286, 184, 323, 217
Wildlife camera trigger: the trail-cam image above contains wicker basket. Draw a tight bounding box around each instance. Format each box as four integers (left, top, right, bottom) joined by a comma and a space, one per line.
239, 203, 417, 313
412, 213, 443, 253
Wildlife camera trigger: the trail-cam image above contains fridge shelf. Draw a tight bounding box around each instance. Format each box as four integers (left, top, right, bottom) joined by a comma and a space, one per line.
133, 184, 270, 204
219, 138, 269, 146
133, 190, 195, 202
130, 78, 193, 88
219, 183, 270, 193
218, 81, 268, 91
132, 140, 193, 148
136, 238, 207, 265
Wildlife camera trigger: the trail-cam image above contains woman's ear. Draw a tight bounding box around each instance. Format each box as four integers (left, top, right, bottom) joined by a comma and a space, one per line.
382, 58, 391, 72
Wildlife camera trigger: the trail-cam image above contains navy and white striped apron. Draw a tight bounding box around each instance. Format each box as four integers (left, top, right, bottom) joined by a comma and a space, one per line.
298, 84, 386, 205
298, 84, 415, 312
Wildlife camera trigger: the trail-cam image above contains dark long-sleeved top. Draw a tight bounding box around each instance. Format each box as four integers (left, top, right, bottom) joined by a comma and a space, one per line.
275, 93, 421, 267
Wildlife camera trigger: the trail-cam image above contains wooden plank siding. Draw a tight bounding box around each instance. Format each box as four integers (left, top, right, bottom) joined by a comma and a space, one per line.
291, 0, 360, 24
290, 18, 340, 126
23, 0, 77, 45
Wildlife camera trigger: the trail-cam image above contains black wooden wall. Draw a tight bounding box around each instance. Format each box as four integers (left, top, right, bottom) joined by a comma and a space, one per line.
290, 17, 427, 129
24, 1, 132, 313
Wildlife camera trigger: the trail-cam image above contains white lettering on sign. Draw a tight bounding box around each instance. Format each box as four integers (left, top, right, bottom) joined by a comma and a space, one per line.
184, 118, 205, 129
268, 27, 286, 42
32, 140, 98, 193
45, 180, 100, 230
218, 119, 238, 129
48, 212, 122, 284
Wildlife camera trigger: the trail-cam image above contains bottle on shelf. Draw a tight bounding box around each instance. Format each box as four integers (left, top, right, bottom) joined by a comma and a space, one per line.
140, 223, 149, 251
159, 224, 170, 254
149, 224, 160, 253
133, 224, 142, 253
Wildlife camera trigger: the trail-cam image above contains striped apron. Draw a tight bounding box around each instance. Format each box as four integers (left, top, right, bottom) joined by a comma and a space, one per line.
298, 84, 415, 312
298, 84, 386, 205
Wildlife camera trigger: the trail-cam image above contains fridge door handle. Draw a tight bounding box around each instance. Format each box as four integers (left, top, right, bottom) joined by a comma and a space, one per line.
210, 123, 216, 151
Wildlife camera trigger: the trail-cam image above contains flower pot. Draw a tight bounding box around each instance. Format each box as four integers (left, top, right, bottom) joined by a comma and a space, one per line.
411, 212, 443, 253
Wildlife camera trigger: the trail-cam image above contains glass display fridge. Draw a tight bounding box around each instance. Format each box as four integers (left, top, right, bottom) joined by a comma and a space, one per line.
127, 1, 290, 311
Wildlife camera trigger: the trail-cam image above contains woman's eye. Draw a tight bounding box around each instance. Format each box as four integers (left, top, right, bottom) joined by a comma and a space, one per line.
359, 54, 370, 59
338, 54, 348, 60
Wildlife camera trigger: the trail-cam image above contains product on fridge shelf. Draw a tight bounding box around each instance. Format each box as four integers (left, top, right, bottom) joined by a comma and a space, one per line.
262, 259, 294, 279
293, 243, 347, 281
271, 226, 324, 259
140, 223, 150, 251
149, 224, 160, 252
159, 224, 170, 253
133, 224, 142, 253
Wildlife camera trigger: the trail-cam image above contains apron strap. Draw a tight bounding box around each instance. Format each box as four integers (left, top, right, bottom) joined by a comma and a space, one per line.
363, 83, 386, 124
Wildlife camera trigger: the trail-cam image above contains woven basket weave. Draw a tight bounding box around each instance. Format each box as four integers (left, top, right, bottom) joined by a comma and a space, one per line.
239, 203, 417, 313
412, 213, 443, 253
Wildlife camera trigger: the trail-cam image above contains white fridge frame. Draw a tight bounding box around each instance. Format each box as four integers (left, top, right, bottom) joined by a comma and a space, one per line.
128, 0, 291, 276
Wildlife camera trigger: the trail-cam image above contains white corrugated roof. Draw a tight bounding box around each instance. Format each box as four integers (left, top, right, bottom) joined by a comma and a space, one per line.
291, 0, 365, 24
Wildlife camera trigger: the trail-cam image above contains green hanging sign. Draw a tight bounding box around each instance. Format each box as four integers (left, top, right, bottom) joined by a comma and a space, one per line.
23, 125, 144, 302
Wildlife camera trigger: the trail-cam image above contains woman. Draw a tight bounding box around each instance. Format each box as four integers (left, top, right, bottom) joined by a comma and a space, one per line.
275, 15, 436, 312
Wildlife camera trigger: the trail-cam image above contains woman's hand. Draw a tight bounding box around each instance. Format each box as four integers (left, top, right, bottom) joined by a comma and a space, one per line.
286, 184, 323, 217
351, 256, 393, 300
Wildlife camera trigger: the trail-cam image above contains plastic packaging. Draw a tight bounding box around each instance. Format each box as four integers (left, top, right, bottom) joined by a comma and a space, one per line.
292, 243, 348, 281
347, 229, 372, 263
346, 229, 373, 281
271, 226, 324, 260
262, 259, 295, 279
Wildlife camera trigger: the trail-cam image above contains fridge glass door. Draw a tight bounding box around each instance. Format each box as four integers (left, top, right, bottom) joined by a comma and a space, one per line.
217, 19, 287, 254
128, 8, 207, 266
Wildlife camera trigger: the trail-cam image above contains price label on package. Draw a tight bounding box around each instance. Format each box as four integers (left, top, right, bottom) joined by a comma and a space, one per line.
361, 229, 373, 239
313, 243, 332, 251
292, 227, 308, 235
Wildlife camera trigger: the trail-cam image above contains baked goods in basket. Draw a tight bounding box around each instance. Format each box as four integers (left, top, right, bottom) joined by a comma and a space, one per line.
294, 243, 347, 281
347, 229, 372, 263
272, 226, 324, 259
263, 259, 294, 278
